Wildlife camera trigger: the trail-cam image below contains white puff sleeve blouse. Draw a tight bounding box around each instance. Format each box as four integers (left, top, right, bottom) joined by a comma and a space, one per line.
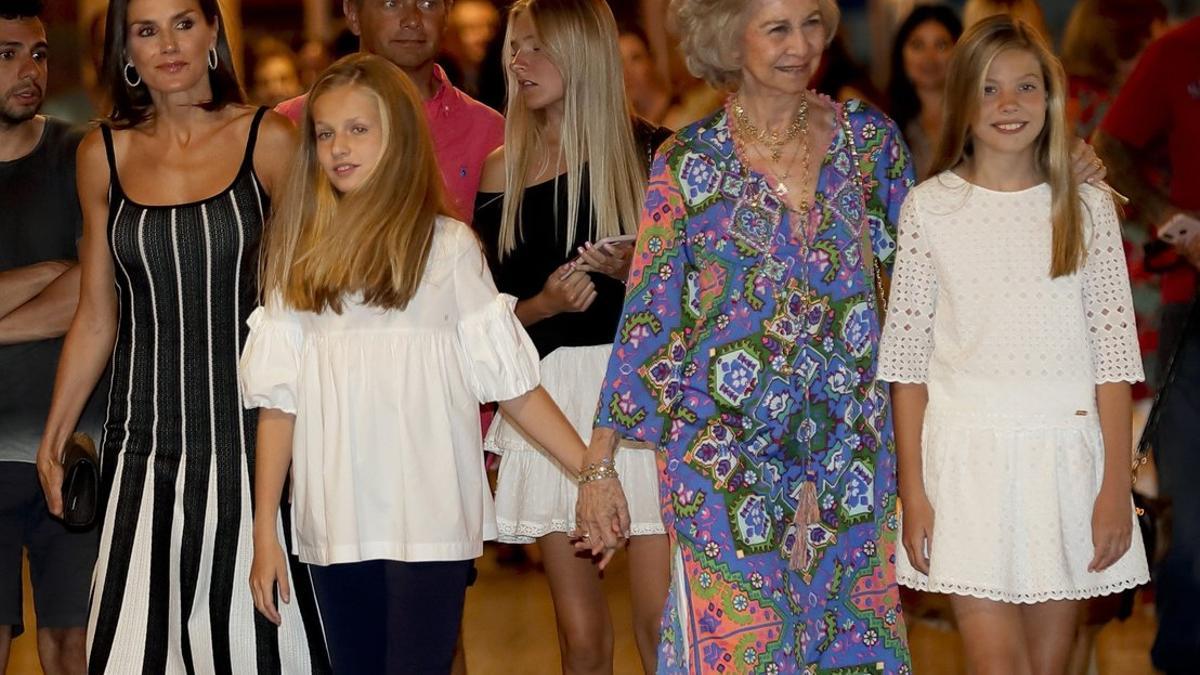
239, 217, 540, 565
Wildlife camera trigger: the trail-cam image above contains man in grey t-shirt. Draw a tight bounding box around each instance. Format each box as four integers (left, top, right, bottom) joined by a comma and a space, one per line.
0, 2, 100, 673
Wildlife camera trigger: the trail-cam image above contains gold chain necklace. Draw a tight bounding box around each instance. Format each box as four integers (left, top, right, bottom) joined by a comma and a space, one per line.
732, 95, 809, 162
732, 98, 814, 219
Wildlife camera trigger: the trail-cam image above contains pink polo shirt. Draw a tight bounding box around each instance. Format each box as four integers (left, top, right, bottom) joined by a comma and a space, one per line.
276, 65, 504, 224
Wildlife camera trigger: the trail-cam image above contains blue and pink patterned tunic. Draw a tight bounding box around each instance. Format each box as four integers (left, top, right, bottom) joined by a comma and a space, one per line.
595, 99, 915, 673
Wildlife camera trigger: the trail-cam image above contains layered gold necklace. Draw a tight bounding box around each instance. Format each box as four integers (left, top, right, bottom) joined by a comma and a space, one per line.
731, 95, 814, 218
731, 95, 809, 162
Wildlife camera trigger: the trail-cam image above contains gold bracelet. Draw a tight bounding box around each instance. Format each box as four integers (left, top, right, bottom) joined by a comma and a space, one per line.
579, 470, 618, 485
578, 461, 619, 484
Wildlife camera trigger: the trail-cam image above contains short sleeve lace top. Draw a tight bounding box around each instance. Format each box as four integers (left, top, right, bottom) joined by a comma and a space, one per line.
878, 172, 1143, 417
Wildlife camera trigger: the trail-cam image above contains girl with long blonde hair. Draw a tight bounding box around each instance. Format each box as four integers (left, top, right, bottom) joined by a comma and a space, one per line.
878, 16, 1149, 673
473, 0, 671, 671
242, 53, 626, 674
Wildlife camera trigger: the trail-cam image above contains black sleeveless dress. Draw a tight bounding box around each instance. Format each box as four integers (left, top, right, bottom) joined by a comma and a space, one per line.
91, 108, 328, 674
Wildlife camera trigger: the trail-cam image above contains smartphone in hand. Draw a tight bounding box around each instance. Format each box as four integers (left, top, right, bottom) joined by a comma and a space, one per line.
592, 233, 637, 248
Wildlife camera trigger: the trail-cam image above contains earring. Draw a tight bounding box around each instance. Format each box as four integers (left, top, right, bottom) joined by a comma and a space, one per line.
208, 47, 218, 70
123, 62, 141, 88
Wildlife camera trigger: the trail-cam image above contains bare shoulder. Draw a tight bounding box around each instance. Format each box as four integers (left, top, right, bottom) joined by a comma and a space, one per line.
75, 127, 111, 193
256, 110, 299, 152
478, 145, 506, 193
251, 110, 299, 197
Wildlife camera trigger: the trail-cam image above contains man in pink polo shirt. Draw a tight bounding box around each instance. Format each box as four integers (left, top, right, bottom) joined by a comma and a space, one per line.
277, 0, 503, 224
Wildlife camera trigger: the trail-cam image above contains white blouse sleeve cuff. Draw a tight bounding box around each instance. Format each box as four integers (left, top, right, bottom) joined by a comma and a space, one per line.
239, 307, 303, 414
456, 294, 541, 403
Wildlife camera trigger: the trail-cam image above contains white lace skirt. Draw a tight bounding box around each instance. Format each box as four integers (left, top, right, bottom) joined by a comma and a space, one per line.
896, 406, 1150, 603
485, 344, 666, 544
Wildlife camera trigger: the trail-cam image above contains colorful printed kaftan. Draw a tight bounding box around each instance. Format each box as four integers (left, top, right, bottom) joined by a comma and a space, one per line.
595, 100, 915, 673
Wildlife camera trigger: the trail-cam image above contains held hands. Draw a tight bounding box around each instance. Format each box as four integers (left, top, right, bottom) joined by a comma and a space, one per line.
901, 490, 935, 575
1089, 486, 1133, 573
571, 470, 631, 570
1070, 138, 1107, 185
572, 241, 633, 282
539, 262, 597, 316
249, 532, 291, 625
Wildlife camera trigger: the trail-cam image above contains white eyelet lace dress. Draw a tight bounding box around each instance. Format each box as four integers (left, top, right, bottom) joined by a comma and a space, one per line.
877, 172, 1150, 603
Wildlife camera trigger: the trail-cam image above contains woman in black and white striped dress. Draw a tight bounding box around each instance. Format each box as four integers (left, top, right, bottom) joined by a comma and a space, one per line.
34, 0, 327, 672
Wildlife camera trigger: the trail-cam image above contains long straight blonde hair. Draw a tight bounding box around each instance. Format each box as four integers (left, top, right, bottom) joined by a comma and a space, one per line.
498, 0, 646, 259
260, 54, 448, 312
931, 15, 1083, 278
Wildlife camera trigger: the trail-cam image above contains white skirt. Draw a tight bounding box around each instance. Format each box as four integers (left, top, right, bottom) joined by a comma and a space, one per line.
485, 344, 666, 544
896, 405, 1150, 603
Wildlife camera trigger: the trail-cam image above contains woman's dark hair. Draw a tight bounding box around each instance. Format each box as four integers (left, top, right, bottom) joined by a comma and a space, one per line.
811, 33, 884, 107
886, 4, 962, 133
0, 0, 43, 19
101, 0, 244, 128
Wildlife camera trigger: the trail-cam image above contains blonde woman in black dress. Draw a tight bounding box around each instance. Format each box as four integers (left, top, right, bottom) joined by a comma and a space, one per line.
474, 0, 670, 671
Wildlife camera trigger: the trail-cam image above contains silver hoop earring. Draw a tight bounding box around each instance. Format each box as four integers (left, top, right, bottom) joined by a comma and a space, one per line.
208, 47, 218, 70
123, 62, 141, 88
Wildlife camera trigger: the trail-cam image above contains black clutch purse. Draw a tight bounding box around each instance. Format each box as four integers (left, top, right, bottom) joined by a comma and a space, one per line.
61, 433, 99, 529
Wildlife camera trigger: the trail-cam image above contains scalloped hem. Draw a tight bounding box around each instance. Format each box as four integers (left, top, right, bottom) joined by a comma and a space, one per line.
496, 519, 667, 545
485, 434, 652, 456
897, 574, 1149, 604
876, 375, 928, 384
1093, 376, 1145, 385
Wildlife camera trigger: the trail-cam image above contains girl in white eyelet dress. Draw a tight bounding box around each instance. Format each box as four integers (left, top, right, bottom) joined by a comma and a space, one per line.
877, 16, 1149, 672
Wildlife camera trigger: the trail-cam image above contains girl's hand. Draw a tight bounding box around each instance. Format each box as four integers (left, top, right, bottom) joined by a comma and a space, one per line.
1070, 138, 1107, 185
572, 241, 633, 282
540, 263, 597, 315
572, 477, 631, 570
249, 535, 291, 625
1089, 486, 1133, 573
901, 491, 935, 575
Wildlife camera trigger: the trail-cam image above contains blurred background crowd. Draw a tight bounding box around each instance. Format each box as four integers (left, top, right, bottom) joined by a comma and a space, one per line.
35, 1, 1200, 131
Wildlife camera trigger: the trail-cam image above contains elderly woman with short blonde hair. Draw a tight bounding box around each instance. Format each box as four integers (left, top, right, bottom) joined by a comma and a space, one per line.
586, 0, 915, 670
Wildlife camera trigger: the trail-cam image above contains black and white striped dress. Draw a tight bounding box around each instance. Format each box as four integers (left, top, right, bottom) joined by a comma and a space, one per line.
90, 108, 328, 674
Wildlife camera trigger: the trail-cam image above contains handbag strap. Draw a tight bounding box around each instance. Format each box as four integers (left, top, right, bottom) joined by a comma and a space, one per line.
1136, 295, 1200, 463
838, 107, 887, 320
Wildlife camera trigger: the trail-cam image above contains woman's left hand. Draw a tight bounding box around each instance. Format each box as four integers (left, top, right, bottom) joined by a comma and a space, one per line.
572, 241, 633, 282
1089, 485, 1133, 573
572, 477, 631, 569
1071, 138, 1107, 185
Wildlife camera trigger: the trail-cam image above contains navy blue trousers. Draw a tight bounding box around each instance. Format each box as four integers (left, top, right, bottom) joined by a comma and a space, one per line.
309, 558, 474, 674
